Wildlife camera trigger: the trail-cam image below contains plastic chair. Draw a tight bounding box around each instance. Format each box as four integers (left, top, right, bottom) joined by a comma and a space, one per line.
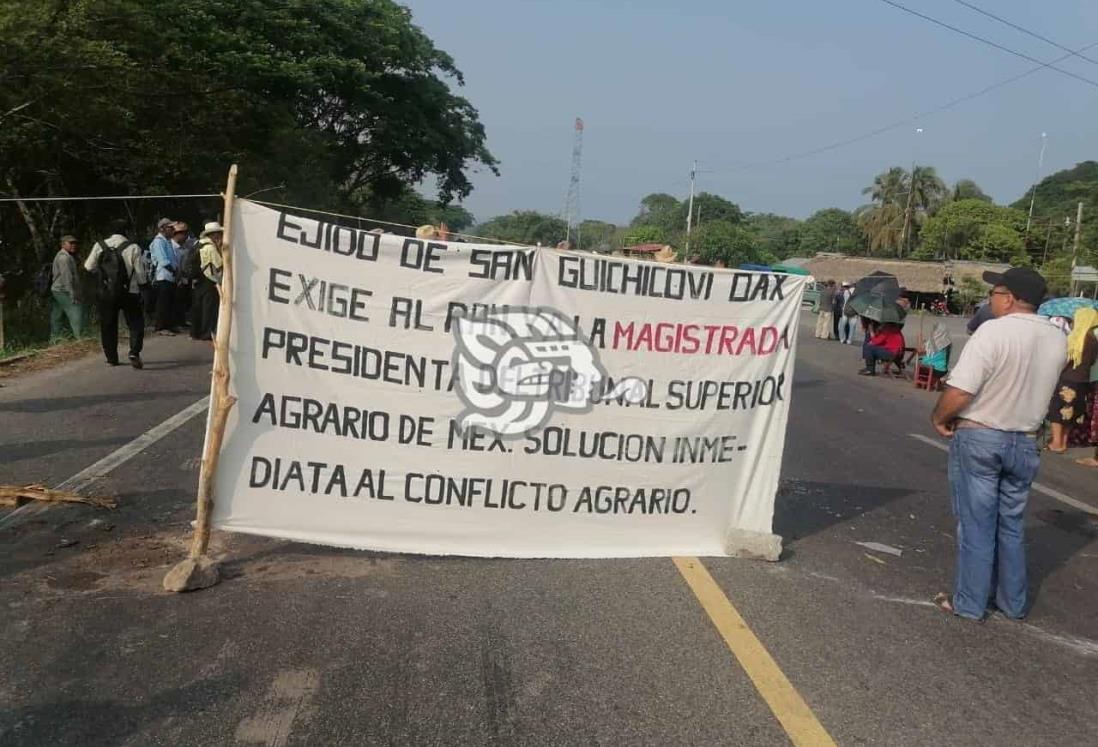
913, 345, 951, 390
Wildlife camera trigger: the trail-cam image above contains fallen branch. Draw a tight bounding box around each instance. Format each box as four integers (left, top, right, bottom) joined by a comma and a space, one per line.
0, 484, 116, 510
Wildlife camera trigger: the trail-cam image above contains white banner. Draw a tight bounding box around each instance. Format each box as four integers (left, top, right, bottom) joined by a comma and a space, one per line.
211, 200, 805, 558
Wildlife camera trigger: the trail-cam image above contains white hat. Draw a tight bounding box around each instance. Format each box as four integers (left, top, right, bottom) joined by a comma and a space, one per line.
200, 221, 224, 238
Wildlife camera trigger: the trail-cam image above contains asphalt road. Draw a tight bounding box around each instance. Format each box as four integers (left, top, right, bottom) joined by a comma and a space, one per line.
2, 313, 1096, 746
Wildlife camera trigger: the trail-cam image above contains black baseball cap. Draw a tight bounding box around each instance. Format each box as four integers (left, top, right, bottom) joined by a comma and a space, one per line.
982, 267, 1047, 307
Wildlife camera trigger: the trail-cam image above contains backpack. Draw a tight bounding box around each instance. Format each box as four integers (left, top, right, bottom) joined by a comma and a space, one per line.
138, 248, 155, 287
96, 242, 131, 301
181, 245, 202, 281
32, 261, 53, 297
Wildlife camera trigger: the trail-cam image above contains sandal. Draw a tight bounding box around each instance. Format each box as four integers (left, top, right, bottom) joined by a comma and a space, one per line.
1075, 457, 1098, 468
1046, 447, 1068, 454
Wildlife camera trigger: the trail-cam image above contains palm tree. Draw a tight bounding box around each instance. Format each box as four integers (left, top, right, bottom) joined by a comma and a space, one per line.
909, 166, 948, 216
862, 167, 908, 206
861, 165, 948, 256
856, 203, 905, 256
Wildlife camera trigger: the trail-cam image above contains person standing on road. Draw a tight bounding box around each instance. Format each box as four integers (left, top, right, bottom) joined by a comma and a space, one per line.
85, 220, 147, 369
171, 222, 194, 329
838, 282, 858, 344
49, 235, 85, 340
190, 221, 224, 342
1046, 307, 1098, 453
930, 268, 1066, 621
814, 280, 835, 339
831, 281, 845, 340
966, 300, 994, 335
149, 217, 179, 335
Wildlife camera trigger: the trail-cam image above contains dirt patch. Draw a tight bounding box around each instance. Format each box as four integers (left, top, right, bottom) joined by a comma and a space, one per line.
45, 569, 108, 591
0, 338, 99, 380
10, 528, 397, 597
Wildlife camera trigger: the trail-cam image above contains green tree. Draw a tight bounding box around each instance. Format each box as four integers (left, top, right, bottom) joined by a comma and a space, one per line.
909, 166, 949, 217
685, 193, 744, 227
576, 219, 619, 252
692, 221, 768, 267
951, 179, 992, 203
917, 199, 1026, 261
622, 225, 668, 246
956, 276, 986, 311
863, 167, 909, 206
0, 0, 497, 290
629, 191, 744, 242
1012, 160, 1098, 259
474, 211, 567, 246
856, 203, 905, 256
859, 165, 946, 256
632, 193, 681, 229
746, 213, 801, 260
370, 191, 475, 231
1040, 254, 1076, 297
797, 208, 865, 255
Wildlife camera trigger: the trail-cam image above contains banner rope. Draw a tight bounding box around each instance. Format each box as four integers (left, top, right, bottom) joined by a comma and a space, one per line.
0, 193, 220, 202
251, 198, 526, 247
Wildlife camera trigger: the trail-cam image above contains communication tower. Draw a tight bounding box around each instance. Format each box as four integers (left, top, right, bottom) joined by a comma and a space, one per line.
562, 118, 584, 245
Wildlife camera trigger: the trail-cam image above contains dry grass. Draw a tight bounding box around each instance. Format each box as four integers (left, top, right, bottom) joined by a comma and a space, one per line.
0, 337, 99, 380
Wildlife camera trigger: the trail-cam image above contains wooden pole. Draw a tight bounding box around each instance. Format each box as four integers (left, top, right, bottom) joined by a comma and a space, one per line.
190, 163, 238, 558
1071, 201, 1084, 297
163, 164, 238, 592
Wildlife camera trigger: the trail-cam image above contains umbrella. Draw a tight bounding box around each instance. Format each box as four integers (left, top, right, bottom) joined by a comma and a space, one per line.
851, 271, 901, 302
845, 271, 904, 321
1037, 297, 1098, 318
739, 263, 772, 272
847, 295, 907, 324
771, 264, 810, 276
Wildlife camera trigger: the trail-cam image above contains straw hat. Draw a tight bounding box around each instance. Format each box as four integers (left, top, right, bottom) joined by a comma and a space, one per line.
200, 221, 224, 238
653, 245, 678, 263
415, 224, 439, 239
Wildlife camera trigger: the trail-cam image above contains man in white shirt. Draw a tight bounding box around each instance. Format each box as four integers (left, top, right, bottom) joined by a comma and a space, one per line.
930, 267, 1066, 621
85, 220, 148, 369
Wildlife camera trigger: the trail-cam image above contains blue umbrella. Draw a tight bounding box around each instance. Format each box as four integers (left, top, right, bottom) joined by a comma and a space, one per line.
1037, 297, 1098, 318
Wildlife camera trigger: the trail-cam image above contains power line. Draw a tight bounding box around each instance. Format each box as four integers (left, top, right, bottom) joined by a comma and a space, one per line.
701, 39, 1098, 175
875, 0, 1098, 89
0, 193, 220, 203
950, 0, 1098, 66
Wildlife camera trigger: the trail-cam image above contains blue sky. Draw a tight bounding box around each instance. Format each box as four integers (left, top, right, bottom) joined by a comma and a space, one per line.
407, 0, 1098, 225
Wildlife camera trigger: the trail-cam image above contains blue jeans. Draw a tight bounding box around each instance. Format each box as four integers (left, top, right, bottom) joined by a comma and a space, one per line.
948, 428, 1040, 619
862, 344, 894, 372
838, 315, 859, 343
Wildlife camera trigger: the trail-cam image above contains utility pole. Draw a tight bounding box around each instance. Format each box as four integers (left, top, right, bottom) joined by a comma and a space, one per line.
898, 128, 923, 258
899, 163, 915, 258
1071, 201, 1084, 295
685, 160, 697, 254
1025, 132, 1048, 238
1042, 218, 1055, 264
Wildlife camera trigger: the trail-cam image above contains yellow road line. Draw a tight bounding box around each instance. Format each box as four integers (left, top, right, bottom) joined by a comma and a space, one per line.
673, 556, 837, 747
